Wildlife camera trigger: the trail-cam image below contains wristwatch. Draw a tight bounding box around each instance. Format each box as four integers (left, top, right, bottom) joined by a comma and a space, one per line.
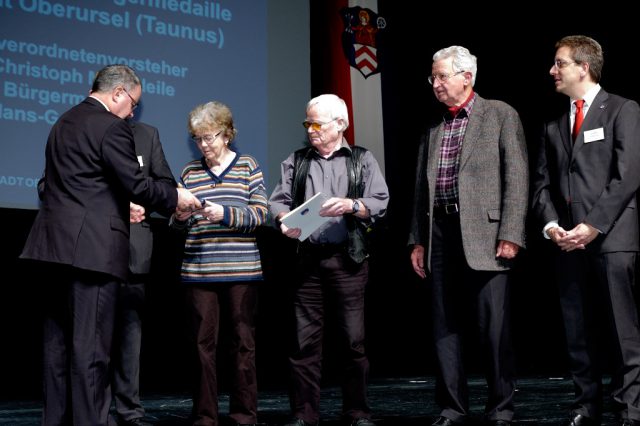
352, 199, 360, 214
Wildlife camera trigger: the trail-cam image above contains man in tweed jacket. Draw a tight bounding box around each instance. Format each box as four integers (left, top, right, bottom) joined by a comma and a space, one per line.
408, 46, 528, 426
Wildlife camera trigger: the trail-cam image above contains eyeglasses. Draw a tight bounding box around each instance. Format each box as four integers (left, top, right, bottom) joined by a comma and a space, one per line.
427, 71, 465, 85
553, 59, 577, 69
302, 118, 338, 131
192, 130, 223, 145
121, 87, 138, 110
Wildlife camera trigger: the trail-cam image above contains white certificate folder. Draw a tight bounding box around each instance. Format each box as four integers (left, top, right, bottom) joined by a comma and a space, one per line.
280, 192, 330, 241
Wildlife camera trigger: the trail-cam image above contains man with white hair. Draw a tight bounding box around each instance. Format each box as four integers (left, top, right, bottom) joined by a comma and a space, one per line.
269, 94, 389, 426
409, 46, 528, 426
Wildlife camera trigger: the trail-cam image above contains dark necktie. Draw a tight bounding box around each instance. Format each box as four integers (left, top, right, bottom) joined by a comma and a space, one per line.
572, 99, 585, 141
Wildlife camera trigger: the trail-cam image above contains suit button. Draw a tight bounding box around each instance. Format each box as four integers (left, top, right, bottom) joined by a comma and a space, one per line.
570, 165, 577, 173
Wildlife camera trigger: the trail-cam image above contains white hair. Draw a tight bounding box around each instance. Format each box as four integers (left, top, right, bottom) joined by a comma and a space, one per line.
306, 94, 350, 130
433, 45, 478, 86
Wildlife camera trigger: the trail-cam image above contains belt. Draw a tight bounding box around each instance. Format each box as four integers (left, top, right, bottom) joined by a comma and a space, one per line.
298, 241, 346, 258
433, 203, 459, 217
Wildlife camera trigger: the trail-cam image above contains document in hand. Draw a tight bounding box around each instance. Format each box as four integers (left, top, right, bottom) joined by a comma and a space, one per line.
280, 192, 330, 241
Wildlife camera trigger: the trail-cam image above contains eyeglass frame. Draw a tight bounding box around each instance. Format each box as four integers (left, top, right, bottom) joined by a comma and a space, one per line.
121, 87, 139, 110
553, 59, 578, 69
192, 130, 224, 145
302, 117, 338, 131
427, 70, 466, 85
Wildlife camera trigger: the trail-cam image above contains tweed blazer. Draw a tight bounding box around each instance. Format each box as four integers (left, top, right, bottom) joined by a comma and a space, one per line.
408, 94, 529, 271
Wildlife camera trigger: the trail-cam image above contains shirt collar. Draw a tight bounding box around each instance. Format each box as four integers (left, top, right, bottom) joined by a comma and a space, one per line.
90, 95, 110, 112
316, 137, 351, 159
445, 90, 476, 119
571, 84, 601, 109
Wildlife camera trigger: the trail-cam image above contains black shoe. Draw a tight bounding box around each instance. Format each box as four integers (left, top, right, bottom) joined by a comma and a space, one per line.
119, 418, 153, 426
284, 418, 317, 426
566, 413, 597, 426
432, 416, 463, 426
350, 418, 376, 426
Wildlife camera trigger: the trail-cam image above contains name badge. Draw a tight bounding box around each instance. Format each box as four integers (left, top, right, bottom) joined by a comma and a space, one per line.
584, 127, 604, 143
137, 155, 144, 167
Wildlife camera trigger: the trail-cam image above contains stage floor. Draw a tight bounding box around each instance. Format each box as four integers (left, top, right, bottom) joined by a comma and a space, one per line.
0, 375, 622, 425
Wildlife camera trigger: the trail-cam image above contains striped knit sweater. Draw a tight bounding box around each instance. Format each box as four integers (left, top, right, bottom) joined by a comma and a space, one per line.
179, 153, 267, 283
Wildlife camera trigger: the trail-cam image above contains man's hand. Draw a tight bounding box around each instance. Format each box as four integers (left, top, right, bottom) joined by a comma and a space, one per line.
554, 223, 598, 251
319, 197, 354, 217
546, 226, 567, 243
496, 240, 520, 259
410, 244, 426, 279
547, 226, 575, 251
176, 187, 202, 212
130, 202, 145, 224
173, 208, 193, 222
277, 213, 301, 239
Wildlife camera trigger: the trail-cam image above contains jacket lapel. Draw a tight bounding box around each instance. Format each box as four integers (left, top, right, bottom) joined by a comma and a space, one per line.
427, 123, 444, 200
559, 113, 572, 155
459, 96, 484, 169
428, 95, 482, 181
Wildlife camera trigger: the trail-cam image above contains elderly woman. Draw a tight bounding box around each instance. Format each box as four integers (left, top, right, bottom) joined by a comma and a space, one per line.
172, 101, 267, 426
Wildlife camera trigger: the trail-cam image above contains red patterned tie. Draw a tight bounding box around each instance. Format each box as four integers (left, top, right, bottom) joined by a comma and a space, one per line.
572, 99, 585, 141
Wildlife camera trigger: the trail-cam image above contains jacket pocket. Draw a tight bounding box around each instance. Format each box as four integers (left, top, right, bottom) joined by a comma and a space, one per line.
487, 209, 501, 222
110, 216, 128, 235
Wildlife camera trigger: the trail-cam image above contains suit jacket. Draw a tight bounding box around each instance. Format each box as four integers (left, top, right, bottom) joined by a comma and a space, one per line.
128, 121, 176, 275
532, 88, 640, 253
21, 97, 177, 281
408, 94, 529, 271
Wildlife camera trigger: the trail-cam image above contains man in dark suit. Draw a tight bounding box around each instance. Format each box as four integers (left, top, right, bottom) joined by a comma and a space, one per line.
20, 64, 200, 426
408, 46, 528, 426
34, 121, 174, 426
532, 35, 640, 426
112, 121, 175, 426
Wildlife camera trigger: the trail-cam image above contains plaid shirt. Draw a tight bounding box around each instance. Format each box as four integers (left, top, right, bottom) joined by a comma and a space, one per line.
435, 94, 476, 206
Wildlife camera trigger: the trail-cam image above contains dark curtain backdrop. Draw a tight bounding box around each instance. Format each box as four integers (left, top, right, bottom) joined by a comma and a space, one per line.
3, 3, 640, 400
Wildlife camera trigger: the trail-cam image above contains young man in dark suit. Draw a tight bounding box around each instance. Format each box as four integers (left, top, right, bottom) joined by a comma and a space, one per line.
532, 35, 640, 426
21, 64, 200, 426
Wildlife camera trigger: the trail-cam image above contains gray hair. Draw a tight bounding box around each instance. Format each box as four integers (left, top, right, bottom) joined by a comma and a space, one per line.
433, 46, 478, 86
188, 101, 237, 142
306, 94, 350, 130
90, 64, 140, 93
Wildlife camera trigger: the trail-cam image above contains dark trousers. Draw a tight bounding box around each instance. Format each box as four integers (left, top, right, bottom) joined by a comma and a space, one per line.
430, 214, 515, 422
290, 251, 371, 424
112, 278, 146, 422
42, 264, 118, 426
186, 282, 258, 426
554, 249, 640, 420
